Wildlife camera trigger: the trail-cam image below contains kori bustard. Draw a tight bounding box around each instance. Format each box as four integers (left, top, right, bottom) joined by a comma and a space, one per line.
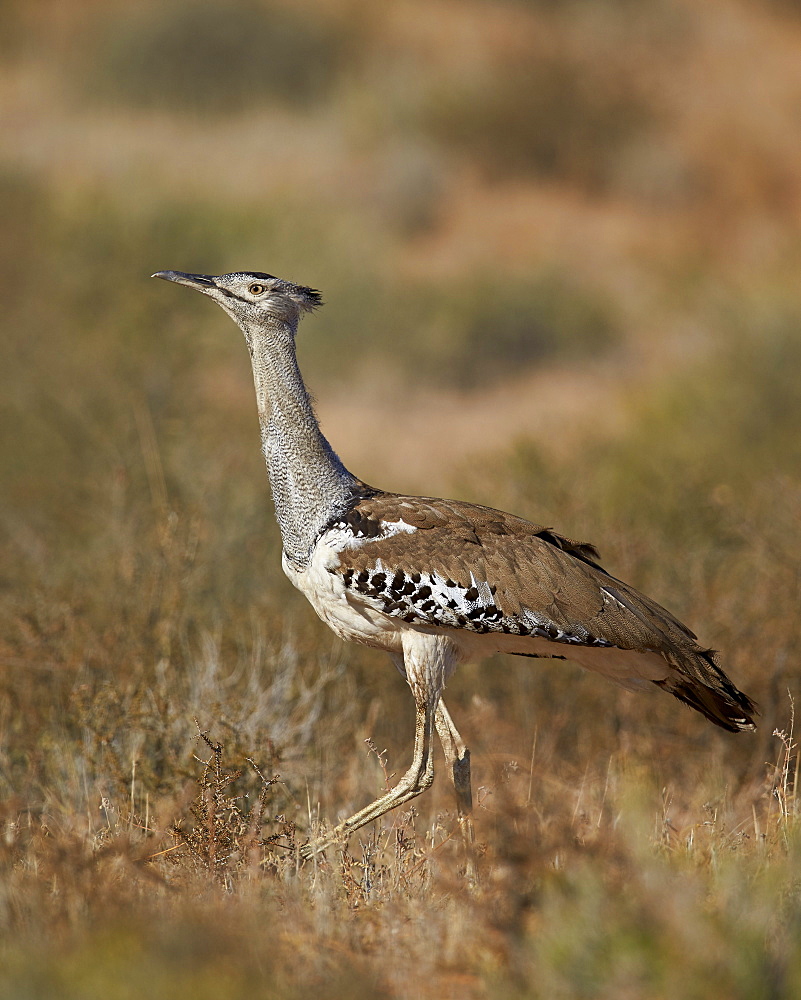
154, 269, 756, 857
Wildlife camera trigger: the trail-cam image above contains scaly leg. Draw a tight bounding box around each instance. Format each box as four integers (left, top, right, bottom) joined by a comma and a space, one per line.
435, 699, 473, 819
387, 651, 471, 815
435, 699, 477, 881
301, 695, 436, 859
389, 649, 476, 856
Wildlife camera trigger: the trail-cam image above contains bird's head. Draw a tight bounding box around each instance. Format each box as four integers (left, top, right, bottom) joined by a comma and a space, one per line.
152, 270, 322, 330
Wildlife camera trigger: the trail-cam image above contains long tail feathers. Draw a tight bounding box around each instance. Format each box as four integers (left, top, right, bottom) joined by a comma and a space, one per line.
653, 651, 757, 733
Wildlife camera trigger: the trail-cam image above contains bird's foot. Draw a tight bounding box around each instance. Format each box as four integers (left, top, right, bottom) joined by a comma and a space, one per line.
298, 841, 318, 863
299, 831, 343, 862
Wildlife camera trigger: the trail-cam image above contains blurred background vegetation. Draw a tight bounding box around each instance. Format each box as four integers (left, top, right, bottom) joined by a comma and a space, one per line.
1, 0, 801, 997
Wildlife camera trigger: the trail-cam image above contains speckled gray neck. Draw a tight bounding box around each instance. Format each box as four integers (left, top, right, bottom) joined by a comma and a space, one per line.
241, 316, 359, 567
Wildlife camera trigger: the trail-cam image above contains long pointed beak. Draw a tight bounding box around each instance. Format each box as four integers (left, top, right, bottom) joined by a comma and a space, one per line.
151, 270, 217, 290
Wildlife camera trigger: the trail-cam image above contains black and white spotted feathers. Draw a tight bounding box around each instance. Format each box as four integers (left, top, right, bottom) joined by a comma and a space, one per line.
340, 561, 614, 648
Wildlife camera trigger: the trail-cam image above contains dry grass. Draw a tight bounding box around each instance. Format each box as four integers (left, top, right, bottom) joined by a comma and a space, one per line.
2, 0, 801, 996
1, 289, 799, 995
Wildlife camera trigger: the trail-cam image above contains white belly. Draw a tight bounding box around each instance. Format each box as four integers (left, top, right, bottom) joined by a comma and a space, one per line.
282, 543, 405, 654
283, 537, 672, 693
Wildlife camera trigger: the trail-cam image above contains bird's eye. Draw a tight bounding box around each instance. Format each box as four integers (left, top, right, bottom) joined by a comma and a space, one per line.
249, 283, 265, 295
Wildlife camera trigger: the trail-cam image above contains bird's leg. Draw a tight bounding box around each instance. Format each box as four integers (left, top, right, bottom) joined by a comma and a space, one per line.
435, 699, 478, 881
435, 699, 473, 818
301, 695, 436, 859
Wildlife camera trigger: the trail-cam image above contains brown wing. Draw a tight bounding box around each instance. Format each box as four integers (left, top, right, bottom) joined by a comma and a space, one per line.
331, 492, 757, 732
338, 493, 683, 647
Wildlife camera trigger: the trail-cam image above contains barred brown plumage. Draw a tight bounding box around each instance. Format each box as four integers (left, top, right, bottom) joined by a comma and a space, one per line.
154, 268, 757, 870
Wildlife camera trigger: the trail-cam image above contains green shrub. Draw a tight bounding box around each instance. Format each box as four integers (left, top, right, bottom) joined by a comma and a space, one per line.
406, 272, 620, 386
